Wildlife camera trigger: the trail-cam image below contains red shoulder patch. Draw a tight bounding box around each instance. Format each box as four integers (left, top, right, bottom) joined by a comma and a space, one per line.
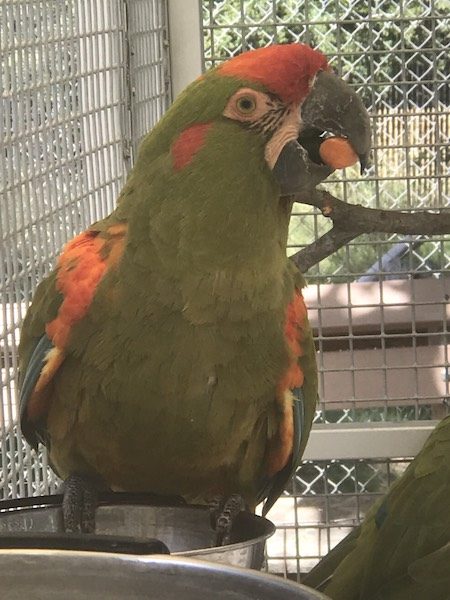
279, 290, 307, 390
266, 289, 308, 477
45, 230, 108, 349
171, 123, 212, 171
26, 225, 127, 423
45, 225, 128, 349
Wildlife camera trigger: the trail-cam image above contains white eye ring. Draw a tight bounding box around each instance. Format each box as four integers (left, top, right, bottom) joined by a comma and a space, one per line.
223, 88, 271, 123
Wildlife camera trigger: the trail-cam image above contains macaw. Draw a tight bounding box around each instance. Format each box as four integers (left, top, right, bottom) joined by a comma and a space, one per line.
19, 43, 371, 538
303, 416, 450, 599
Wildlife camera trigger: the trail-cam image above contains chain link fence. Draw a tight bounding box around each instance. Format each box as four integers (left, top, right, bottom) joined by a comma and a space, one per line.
267, 456, 410, 576
202, 0, 448, 576
202, 0, 449, 422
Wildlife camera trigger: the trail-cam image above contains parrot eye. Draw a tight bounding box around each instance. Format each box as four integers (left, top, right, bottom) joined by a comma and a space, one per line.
223, 88, 275, 124
236, 95, 257, 115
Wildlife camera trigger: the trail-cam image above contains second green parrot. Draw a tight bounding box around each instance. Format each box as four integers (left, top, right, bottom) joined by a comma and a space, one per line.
304, 416, 450, 599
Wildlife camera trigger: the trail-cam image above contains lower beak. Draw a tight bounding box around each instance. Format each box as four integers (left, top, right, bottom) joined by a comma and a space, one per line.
273, 140, 333, 196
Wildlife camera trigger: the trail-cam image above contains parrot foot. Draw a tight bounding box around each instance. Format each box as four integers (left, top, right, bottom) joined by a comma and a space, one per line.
62, 474, 99, 533
210, 493, 246, 547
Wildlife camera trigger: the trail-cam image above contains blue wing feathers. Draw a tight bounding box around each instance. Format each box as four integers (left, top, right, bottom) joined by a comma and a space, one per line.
19, 334, 54, 447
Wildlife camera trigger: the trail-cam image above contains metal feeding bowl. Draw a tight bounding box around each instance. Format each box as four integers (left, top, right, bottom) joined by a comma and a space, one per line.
0, 493, 273, 569
0, 551, 330, 599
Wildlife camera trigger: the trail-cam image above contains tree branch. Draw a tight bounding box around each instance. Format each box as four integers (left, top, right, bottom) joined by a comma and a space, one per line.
289, 189, 450, 273
292, 229, 357, 273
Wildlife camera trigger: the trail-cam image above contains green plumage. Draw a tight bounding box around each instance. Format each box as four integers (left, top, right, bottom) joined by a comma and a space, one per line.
303, 416, 450, 599
19, 66, 318, 508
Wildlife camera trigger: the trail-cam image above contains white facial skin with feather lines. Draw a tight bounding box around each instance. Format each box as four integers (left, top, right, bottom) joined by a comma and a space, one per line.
222, 87, 301, 170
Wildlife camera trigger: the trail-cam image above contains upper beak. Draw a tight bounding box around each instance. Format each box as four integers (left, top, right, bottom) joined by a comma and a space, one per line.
273, 70, 371, 195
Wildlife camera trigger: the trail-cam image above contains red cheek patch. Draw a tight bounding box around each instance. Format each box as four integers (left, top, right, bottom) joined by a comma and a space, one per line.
171, 123, 212, 171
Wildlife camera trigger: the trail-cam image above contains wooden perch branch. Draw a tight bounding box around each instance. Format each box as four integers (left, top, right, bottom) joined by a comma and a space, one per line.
290, 189, 450, 273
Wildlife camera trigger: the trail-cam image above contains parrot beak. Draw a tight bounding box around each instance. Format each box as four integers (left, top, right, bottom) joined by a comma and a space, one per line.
273, 70, 371, 196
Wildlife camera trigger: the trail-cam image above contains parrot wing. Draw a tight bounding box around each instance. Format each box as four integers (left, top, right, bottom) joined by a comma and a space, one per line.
260, 386, 306, 514
301, 526, 361, 591
19, 221, 127, 448
303, 415, 450, 600
367, 543, 450, 600
261, 269, 318, 515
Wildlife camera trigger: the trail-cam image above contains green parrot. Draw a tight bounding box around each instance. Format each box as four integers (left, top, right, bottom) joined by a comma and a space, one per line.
19, 43, 370, 536
303, 415, 450, 599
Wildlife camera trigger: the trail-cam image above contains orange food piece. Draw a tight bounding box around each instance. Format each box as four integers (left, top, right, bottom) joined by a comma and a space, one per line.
319, 136, 358, 169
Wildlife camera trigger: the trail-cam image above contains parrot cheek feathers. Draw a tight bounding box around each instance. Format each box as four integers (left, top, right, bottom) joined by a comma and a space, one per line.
264, 108, 301, 169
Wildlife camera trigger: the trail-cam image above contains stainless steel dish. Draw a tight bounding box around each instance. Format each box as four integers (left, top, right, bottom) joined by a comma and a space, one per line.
0, 494, 273, 569
0, 550, 330, 599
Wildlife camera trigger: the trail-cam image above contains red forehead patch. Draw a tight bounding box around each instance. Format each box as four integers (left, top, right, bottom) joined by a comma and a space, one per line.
217, 43, 329, 104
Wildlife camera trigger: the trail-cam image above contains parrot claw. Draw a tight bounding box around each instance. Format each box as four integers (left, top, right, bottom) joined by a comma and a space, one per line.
210, 493, 246, 547
62, 474, 99, 533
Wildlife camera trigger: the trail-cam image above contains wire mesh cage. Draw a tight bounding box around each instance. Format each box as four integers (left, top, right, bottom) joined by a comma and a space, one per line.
1, 0, 448, 581
201, 0, 449, 577
266, 456, 411, 576
1, 0, 170, 498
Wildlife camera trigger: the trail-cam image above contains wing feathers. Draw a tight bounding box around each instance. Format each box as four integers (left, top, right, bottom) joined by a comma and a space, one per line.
19, 223, 127, 447
261, 286, 316, 514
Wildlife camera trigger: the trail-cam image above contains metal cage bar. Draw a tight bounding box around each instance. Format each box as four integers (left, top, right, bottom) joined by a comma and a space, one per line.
0, 0, 171, 499
201, 0, 449, 421
201, 0, 449, 576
